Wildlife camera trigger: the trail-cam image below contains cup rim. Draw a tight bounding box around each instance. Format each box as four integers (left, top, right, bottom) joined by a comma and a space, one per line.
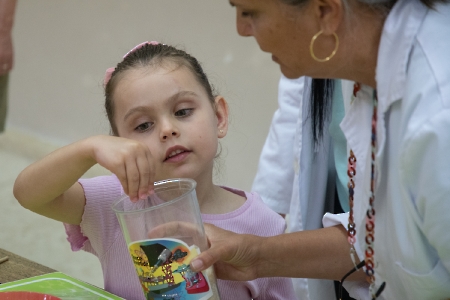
111, 178, 197, 214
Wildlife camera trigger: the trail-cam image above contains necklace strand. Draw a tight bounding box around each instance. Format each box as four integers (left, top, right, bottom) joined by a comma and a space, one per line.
346, 83, 382, 298
366, 90, 378, 295
347, 83, 360, 265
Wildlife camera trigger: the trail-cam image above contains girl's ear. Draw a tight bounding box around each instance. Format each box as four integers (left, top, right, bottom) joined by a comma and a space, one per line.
214, 96, 229, 138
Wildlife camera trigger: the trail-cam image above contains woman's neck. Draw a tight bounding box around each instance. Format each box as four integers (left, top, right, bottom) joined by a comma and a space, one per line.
325, 8, 386, 89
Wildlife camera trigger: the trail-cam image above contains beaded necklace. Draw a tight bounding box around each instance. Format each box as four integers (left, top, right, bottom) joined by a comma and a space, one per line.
346, 83, 385, 299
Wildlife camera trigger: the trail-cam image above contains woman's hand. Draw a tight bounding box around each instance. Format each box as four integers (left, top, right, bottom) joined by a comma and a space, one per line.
190, 224, 264, 281
148, 222, 263, 281
191, 224, 365, 282
86, 135, 154, 202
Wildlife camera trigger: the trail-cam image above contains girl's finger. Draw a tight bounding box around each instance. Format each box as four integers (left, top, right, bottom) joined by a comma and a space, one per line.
115, 161, 129, 196
136, 151, 152, 200
125, 156, 140, 202
145, 149, 155, 194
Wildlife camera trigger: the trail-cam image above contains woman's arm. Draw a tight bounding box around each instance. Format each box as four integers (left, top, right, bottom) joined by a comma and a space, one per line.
13, 135, 154, 225
191, 224, 366, 282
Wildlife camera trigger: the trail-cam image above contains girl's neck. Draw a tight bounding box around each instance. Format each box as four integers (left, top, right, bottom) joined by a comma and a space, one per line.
195, 178, 246, 215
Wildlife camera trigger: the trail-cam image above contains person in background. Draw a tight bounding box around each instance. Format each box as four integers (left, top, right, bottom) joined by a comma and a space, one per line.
0, 0, 17, 133
190, 0, 450, 299
13, 41, 296, 300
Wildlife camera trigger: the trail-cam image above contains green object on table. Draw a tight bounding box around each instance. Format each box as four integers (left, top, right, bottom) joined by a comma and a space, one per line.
0, 272, 124, 299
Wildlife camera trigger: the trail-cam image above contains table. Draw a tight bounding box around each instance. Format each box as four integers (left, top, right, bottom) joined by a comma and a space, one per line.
0, 248, 55, 283
0, 249, 124, 299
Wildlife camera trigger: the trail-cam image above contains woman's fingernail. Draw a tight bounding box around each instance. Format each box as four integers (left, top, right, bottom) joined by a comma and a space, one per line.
190, 259, 204, 271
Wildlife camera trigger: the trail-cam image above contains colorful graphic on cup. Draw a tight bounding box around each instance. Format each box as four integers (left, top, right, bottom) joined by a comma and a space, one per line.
129, 238, 213, 300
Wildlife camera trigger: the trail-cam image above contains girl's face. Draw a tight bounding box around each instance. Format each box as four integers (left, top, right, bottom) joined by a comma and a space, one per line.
113, 65, 228, 183
230, 0, 320, 79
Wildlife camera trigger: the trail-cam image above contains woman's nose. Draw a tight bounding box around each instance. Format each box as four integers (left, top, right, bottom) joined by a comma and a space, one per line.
236, 14, 253, 37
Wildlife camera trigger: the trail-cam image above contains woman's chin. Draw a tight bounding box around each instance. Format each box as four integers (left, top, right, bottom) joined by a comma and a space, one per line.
279, 65, 303, 79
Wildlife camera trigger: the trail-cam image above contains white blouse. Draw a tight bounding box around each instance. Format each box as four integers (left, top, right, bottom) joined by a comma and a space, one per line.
324, 0, 450, 299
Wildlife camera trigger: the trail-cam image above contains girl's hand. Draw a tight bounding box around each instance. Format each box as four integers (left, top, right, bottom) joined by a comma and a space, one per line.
87, 135, 154, 202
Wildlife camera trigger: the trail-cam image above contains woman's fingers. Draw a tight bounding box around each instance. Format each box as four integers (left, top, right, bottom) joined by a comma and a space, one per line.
190, 243, 222, 272
147, 222, 261, 281
190, 224, 233, 272
147, 222, 218, 275
190, 224, 261, 281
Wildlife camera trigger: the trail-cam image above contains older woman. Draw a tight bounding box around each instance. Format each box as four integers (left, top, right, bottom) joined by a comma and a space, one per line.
190, 0, 450, 299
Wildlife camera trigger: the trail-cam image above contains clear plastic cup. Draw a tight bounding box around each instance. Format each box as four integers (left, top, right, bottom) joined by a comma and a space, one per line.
112, 178, 220, 300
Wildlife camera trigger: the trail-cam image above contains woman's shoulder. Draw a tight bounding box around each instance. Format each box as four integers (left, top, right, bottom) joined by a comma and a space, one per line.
414, 5, 450, 106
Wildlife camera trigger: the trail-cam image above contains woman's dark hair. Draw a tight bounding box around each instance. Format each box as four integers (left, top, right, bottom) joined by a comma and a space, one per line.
104, 43, 217, 136
417, 0, 450, 7
310, 79, 334, 145
280, 0, 449, 9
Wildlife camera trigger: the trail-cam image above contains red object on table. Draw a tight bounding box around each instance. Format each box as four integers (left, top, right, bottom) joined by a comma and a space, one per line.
0, 291, 61, 300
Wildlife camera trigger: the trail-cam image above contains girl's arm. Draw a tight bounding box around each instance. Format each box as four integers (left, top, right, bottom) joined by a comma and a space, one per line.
13, 135, 154, 225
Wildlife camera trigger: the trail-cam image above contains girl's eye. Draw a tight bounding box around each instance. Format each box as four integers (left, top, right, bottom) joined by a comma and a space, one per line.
135, 122, 153, 132
175, 108, 194, 117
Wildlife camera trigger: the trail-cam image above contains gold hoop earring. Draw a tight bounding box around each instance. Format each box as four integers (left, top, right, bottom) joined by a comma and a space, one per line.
310, 30, 339, 62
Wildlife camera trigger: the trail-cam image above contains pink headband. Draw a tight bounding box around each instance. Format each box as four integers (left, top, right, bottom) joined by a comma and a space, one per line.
103, 41, 160, 86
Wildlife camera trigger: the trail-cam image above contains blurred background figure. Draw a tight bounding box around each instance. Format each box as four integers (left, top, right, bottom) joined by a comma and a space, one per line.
0, 0, 17, 133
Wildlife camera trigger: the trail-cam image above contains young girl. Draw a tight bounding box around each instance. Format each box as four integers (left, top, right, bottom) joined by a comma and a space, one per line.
13, 42, 296, 300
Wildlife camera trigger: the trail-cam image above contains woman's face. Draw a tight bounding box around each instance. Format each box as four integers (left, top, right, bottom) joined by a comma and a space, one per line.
230, 0, 318, 78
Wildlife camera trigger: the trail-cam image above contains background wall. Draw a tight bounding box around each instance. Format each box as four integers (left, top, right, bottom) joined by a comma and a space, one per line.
2, 0, 282, 288
9, 0, 281, 188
